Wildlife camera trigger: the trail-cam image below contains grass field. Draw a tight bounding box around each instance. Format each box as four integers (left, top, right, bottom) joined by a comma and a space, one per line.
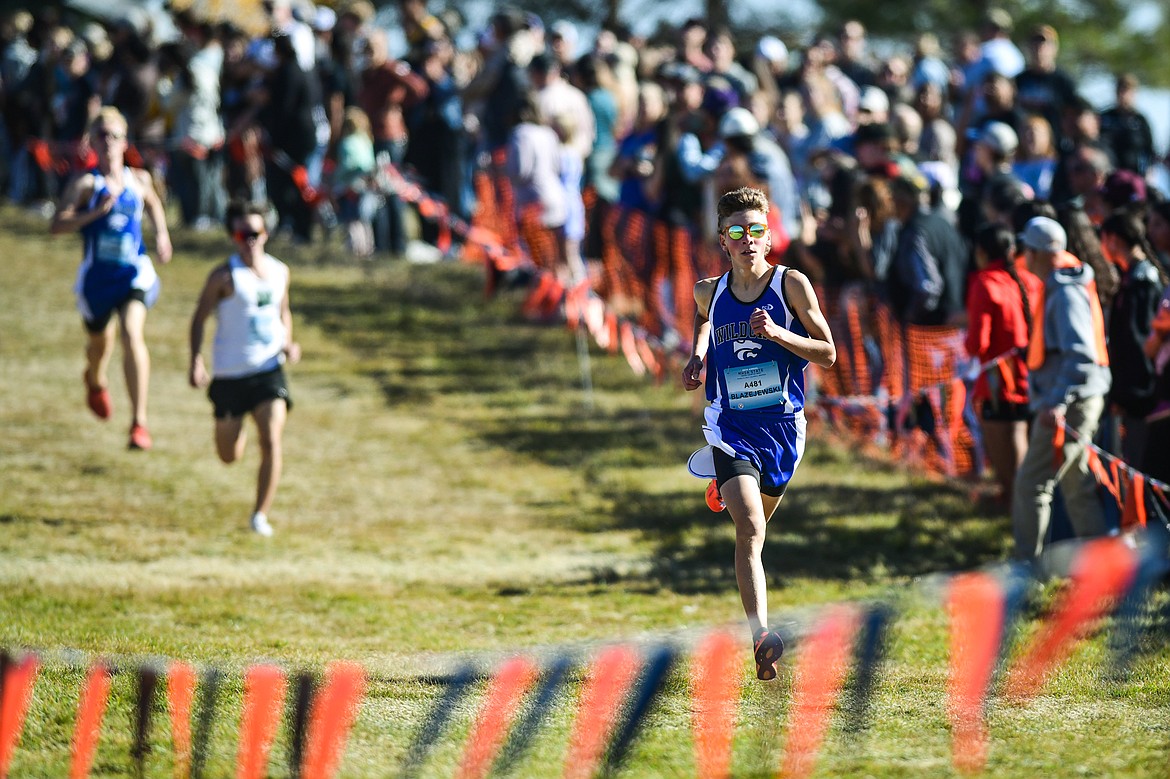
1, 206, 1167, 778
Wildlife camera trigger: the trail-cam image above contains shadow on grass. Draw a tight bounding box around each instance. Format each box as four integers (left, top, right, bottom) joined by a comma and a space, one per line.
295, 265, 1011, 592
296, 266, 548, 398
592, 476, 1011, 594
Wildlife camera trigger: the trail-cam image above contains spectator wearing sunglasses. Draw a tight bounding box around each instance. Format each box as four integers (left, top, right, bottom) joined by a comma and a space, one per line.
188, 199, 301, 537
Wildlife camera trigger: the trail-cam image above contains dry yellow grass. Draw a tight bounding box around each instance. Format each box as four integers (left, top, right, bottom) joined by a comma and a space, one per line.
1, 207, 1167, 778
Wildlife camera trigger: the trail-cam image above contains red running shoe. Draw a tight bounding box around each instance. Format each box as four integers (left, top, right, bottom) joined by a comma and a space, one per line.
128, 423, 152, 451
753, 628, 785, 681
705, 479, 725, 512
85, 380, 112, 420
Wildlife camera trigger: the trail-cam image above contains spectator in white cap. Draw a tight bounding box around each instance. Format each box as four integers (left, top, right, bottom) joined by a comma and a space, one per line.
857, 85, 889, 125
548, 20, 579, 69
753, 35, 791, 93
959, 120, 1028, 240
1013, 215, 1112, 565
978, 121, 1018, 161
312, 6, 336, 35
263, 0, 316, 72
718, 107, 800, 241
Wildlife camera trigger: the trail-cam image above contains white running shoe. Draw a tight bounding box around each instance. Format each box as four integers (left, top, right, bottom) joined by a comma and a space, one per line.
250, 513, 274, 537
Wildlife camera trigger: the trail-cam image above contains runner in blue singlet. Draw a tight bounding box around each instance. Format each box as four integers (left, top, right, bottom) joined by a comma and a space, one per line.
682, 187, 836, 680
51, 107, 172, 450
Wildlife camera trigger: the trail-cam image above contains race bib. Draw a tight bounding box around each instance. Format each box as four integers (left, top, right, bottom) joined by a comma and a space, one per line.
96, 231, 135, 263
724, 361, 786, 410
250, 308, 278, 344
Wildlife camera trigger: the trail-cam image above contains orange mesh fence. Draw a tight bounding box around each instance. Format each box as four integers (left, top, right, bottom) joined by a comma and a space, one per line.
467, 161, 987, 479
813, 285, 888, 454
874, 302, 909, 401
463, 152, 521, 270
603, 207, 651, 305
461, 170, 497, 267
649, 221, 672, 338
906, 326, 974, 476
668, 227, 699, 345
667, 225, 724, 346
489, 152, 520, 254
516, 204, 560, 271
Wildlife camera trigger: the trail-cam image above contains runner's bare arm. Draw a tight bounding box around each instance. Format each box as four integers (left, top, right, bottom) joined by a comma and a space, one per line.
281, 270, 301, 364
48, 174, 103, 235
683, 277, 718, 391
750, 269, 835, 368
188, 265, 231, 388
136, 168, 172, 264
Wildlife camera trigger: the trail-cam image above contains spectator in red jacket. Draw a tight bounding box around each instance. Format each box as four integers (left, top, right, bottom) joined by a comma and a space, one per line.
965, 223, 1043, 505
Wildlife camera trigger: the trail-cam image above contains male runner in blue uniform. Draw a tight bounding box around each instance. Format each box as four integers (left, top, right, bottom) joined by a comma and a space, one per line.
51, 107, 172, 450
682, 187, 836, 680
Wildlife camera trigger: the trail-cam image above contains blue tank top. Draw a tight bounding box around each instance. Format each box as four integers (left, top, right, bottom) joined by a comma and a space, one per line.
705, 266, 808, 417
80, 170, 145, 266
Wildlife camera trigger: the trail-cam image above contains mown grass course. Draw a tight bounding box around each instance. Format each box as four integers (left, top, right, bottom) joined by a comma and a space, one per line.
1, 206, 1167, 777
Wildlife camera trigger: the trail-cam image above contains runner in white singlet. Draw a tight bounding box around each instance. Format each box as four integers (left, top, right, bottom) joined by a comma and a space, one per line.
189, 200, 301, 537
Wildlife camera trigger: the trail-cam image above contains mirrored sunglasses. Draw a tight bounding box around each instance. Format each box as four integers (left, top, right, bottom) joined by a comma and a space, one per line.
724, 223, 767, 240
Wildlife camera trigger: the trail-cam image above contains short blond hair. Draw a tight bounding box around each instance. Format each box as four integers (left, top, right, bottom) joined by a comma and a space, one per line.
89, 106, 128, 137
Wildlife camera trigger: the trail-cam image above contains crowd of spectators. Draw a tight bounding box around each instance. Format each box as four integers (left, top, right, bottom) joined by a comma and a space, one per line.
2, 2, 1169, 532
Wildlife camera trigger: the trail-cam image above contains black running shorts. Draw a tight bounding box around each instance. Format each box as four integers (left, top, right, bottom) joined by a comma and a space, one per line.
208, 366, 292, 419
713, 447, 787, 498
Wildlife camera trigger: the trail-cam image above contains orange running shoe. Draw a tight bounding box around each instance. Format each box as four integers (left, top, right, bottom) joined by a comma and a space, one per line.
705, 479, 725, 512
128, 423, 152, 451
753, 628, 785, 681
85, 376, 112, 420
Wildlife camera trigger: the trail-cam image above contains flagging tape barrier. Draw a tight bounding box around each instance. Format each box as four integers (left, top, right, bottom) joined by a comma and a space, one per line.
24, 133, 1170, 504
396, 156, 1170, 521
15, 138, 1170, 775
2, 529, 1168, 778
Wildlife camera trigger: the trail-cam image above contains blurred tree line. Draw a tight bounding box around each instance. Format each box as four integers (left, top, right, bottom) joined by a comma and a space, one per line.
439, 0, 1169, 87
813, 0, 1169, 86
14, 0, 1167, 87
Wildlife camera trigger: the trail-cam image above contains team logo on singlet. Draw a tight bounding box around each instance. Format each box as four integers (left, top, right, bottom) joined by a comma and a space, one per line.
108, 212, 129, 231
732, 339, 763, 360
257, 290, 273, 307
